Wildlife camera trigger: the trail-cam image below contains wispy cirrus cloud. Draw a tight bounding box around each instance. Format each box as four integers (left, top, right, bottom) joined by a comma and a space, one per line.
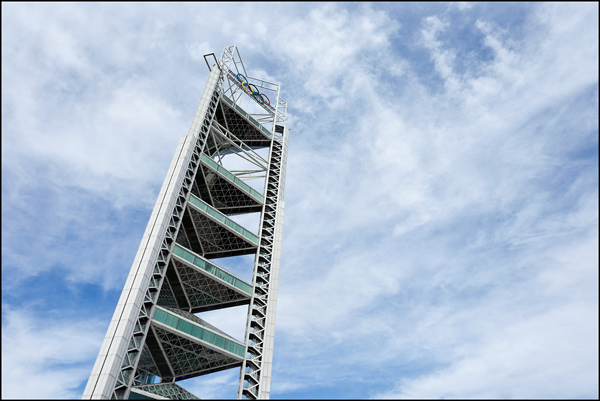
1, 2, 597, 399
1, 305, 106, 399
263, 2, 598, 398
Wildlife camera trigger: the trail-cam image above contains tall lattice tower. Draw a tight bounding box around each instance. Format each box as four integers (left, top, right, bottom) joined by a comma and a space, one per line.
83, 45, 288, 400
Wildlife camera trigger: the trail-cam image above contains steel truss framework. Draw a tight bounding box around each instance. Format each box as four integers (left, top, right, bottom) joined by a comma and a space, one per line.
83, 45, 288, 400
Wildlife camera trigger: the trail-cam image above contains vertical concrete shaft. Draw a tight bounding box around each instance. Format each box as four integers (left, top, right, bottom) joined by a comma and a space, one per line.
82, 67, 221, 399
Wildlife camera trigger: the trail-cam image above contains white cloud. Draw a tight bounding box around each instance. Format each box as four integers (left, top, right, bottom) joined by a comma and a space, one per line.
454, 2, 474, 11
1, 306, 106, 399
187, 41, 213, 62
176, 369, 240, 399
268, 3, 598, 397
376, 295, 598, 399
1, 2, 597, 399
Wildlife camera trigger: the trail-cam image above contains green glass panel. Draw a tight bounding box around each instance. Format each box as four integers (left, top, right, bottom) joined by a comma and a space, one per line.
172, 245, 186, 259
202, 330, 216, 345
155, 307, 245, 357
235, 280, 253, 294
223, 340, 245, 357
250, 188, 262, 200
218, 268, 232, 285
196, 258, 215, 275
189, 195, 259, 245
212, 267, 224, 282
207, 264, 216, 275
166, 310, 178, 328
173, 245, 251, 295
187, 195, 207, 212
199, 329, 243, 356
153, 308, 166, 323
236, 342, 245, 357
153, 309, 178, 329
221, 95, 234, 107
177, 319, 195, 336
207, 207, 223, 222
190, 324, 204, 339
181, 250, 194, 263
245, 230, 259, 244
212, 335, 225, 349
192, 257, 205, 271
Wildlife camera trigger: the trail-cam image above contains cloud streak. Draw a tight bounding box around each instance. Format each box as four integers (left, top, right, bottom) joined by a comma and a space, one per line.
2, 2, 597, 399
1, 306, 106, 399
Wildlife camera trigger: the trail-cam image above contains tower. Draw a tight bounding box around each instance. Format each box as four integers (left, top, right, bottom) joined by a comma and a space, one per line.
83, 45, 288, 400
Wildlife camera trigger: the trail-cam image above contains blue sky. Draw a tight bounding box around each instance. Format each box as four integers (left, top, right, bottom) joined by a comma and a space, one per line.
1, 2, 598, 399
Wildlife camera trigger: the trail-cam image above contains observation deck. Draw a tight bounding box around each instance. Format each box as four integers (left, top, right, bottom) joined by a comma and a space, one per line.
194, 154, 264, 215
158, 244, 253, 313
139, 306, 244, 382
177, 194, 259, 259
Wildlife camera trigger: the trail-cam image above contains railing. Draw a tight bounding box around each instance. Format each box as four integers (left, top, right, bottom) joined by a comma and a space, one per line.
220, 94, 273, 139
172, 244, 253, 295
201, 154, 264, 204
188, 194, 260, 245
153, 307, 245, 357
